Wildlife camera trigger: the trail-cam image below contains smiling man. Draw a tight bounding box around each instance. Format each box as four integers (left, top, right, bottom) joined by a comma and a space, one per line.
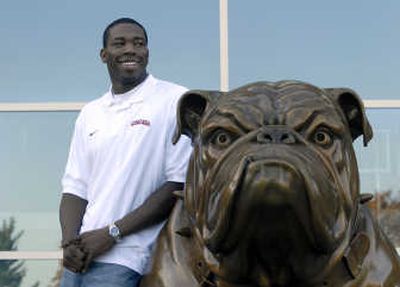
58, 18, 192, 287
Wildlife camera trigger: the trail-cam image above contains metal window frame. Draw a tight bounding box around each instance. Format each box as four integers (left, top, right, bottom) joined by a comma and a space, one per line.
1, 100, 400, 113
0, 102, 85, 112
220, 0, 229, 92
0, 251, 62, 260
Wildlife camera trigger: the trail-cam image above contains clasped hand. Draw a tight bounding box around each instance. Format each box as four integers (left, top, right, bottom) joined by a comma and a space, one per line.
62, 227, 116, 273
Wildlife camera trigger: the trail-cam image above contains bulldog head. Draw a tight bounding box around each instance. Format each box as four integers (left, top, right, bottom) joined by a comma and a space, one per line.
173, 81, 373, 286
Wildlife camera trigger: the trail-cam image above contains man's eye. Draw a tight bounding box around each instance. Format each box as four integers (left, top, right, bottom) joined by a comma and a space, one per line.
113, 42, 124, 47
134, 40, 145, 47
210, 130, 235, 148
312, 128, 334, 148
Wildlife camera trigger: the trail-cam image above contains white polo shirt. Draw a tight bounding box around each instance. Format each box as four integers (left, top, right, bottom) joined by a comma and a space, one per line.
61, 75, 192, 273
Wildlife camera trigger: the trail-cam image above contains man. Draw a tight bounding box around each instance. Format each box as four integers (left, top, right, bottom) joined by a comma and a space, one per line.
59, 17, 192, 287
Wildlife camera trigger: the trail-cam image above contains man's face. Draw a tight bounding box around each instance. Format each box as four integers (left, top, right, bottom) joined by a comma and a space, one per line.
101, 23, 149, 92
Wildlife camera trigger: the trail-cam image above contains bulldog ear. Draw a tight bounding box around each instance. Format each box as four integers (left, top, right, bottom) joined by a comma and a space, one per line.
325, 88, 373, 146
173, 90, 219, 144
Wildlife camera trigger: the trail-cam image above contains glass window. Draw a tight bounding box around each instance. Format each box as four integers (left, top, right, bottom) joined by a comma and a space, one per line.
355, 109, 400, 247
0, 259, 61, 287
229, 1, 400, 100
0, 1, 219, 103
0, 112, 78, 251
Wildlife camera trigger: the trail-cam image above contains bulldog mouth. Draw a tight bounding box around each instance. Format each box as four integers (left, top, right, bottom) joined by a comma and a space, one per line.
202, 155, 343, 256
202, 158, 312, 253
203, 157, 248, 253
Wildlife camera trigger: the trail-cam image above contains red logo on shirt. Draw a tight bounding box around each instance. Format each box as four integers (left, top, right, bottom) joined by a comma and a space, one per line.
130, 119, 151, 127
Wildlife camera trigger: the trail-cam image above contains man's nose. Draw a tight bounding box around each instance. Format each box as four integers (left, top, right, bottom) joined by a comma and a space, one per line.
123, 42, 137, 53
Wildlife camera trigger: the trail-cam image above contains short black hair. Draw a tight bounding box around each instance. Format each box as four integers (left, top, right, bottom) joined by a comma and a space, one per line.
103, 17, 148, 48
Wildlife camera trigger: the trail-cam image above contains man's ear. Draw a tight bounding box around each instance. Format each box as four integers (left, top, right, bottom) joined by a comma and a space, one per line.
100, 48, 107, 63
325, 88, 373, 146
173, 90, 220, 144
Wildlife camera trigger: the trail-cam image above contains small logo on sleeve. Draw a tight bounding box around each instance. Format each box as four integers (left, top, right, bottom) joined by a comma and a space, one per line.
130, 119, 151, 127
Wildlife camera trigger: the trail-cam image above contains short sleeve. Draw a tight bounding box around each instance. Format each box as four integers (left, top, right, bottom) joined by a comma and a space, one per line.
61, 112, 90, 199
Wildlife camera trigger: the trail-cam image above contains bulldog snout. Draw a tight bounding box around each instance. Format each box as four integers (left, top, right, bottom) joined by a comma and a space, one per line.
256, 127, 297, 144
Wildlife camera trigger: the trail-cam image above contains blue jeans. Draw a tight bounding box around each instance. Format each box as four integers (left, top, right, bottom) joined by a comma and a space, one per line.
60, 262, 142, 287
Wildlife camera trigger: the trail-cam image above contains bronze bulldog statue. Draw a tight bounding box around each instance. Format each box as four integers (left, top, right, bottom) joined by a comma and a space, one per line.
141, 81, 400, 286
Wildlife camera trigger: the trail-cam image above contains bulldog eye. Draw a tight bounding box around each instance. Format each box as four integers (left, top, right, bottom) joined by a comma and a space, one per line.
312, 128, 334, 148
210, 129, 235, 148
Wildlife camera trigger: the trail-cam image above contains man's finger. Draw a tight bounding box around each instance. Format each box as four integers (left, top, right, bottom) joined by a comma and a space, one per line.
79, 231, 90, 240
81, 252, 93, 273
63, 257, 83, 273
69, 244, 86, 260
63, 244, 87, 272
64, 262, 78, 273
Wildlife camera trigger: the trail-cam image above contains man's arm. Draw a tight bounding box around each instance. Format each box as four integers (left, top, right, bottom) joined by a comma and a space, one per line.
117, 181, 182, 235
78, 181, 182, 265
60, 193, 88, 244
59, 193, 88, 272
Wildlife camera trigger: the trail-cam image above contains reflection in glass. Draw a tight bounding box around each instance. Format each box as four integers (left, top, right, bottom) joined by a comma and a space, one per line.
229, 2, 400, 100
0, 112, 78, 251
355, 109, 400, 246
0, 259, 61, 287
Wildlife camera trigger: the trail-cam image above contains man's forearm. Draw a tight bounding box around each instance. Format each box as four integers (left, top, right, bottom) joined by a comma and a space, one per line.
59, 193, 88, 245
115, 181, 183, 237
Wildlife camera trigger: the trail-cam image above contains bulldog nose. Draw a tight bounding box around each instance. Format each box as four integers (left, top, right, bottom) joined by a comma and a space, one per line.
256, 127, 297, 144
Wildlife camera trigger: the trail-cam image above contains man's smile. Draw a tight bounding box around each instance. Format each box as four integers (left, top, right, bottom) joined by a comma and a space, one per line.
117, 56, 141, 68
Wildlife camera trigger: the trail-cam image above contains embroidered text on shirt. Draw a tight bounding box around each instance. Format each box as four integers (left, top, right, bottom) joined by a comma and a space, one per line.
130, 119, 151, 127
